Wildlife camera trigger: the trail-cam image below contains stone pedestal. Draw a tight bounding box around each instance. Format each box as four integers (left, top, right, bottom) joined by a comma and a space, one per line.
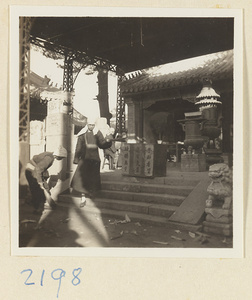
178, 111, 206, 154
181, 154, 206, 172
203, 207, 233, 236
203, 163, 233, 237
204, 148, 224, 165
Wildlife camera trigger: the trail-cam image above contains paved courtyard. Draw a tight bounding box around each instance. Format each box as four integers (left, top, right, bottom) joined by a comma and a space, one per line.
19, 198, 232, 249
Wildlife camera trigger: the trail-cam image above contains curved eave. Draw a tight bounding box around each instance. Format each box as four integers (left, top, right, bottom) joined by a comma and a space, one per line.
121, 50, 233, 96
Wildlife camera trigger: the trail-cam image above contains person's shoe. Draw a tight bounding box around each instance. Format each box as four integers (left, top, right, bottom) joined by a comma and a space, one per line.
80, 194, 86, 208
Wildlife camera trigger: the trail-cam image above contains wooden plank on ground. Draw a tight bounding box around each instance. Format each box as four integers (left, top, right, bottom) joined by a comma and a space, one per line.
169, 173, 210, 225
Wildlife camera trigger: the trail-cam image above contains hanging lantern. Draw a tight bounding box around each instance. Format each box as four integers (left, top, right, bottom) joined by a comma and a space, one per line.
195, 78, 222, 111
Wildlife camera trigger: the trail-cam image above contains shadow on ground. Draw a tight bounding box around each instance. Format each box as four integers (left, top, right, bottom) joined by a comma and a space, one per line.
19, 196, 233, 249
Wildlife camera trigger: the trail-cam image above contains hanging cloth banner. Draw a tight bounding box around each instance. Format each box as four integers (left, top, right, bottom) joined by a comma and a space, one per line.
71, 108, 87, 127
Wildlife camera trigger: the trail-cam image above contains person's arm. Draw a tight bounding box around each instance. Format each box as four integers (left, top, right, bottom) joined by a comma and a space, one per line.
73, 135, 85, 164
96, 131, 113, 149
34, 156, 54, 183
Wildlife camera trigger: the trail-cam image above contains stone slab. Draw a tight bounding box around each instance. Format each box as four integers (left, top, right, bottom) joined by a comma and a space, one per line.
169, 172, 210, 225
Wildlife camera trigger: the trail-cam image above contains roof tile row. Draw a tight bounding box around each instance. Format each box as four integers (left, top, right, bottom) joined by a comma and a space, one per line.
121, 50, 233, 94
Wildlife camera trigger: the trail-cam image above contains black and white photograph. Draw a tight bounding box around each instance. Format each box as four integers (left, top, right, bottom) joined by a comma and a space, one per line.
11, 7, 243, 257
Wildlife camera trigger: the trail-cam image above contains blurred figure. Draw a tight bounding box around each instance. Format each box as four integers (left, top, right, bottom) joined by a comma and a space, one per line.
103, 127, 116, 169
114, 131, 127, 169
25, 145, 67, 213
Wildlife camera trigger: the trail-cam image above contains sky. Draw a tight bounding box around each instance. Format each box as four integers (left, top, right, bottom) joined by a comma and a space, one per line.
30, 45, 118, 119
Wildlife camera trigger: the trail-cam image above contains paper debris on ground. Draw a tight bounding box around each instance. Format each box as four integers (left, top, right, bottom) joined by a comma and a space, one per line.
194, 232, 209, 244
153, 241, 169, 245
195, 231, 211, 238
135, 222, 141, 227
189, 232, 196, 238
174, 230, 181, 234
125, 214, 131, 223
110, 231, 124, 240
109, 215, 131, 225
171, 235, 186, 241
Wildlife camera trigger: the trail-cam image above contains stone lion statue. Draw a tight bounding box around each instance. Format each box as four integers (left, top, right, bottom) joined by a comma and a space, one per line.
206, 163, 232, 209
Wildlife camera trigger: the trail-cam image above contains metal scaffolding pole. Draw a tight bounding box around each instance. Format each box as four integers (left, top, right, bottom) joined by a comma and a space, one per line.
115, 75, 126, 135
19, 17, 33, 142
63, 55, 74, 93
30, 36, 118, 73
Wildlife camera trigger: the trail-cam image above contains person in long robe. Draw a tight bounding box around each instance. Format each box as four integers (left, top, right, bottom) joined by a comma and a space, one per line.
71, 117, 113, 207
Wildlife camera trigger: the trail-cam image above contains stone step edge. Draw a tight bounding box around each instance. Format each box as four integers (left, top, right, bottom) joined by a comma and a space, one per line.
59, 195, 179, 211
101, 176, 201, 186
99, 190, 185, 201
57, 201, 202, 232
101, 181, 195, 190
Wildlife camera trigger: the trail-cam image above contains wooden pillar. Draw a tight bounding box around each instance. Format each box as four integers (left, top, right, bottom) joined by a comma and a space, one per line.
97, 69, 111, 124
221, 92, 233, 153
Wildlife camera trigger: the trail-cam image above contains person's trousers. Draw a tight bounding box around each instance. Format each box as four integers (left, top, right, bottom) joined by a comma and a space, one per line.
25, 169, 46, 209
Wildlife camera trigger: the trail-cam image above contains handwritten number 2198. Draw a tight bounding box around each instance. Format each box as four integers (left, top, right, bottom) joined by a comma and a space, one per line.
21, 268, 82, 298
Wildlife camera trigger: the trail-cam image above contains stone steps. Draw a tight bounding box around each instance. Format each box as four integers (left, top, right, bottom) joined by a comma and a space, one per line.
57, 195, 202, 232
98, 189, 185, 206
58, 170, 206, 229
101, 181, 193, 197
101, 171, 200, 187
59, 195, 178, 218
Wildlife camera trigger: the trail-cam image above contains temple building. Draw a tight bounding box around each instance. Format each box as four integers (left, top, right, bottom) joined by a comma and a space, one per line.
121, 50, 233, 157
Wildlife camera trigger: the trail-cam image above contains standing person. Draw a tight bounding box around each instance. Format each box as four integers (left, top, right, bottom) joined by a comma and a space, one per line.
25, 145, 67, 213
71, 116, 113, 207
103, 127, 116, 169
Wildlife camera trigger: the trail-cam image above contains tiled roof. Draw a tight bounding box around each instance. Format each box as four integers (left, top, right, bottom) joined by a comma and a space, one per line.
30, 71, 86, 125
30, 71, 62, 99
121, 50, 233, 94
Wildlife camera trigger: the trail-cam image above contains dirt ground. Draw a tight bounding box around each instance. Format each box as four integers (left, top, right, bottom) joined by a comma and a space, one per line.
19, 198, 233, 249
